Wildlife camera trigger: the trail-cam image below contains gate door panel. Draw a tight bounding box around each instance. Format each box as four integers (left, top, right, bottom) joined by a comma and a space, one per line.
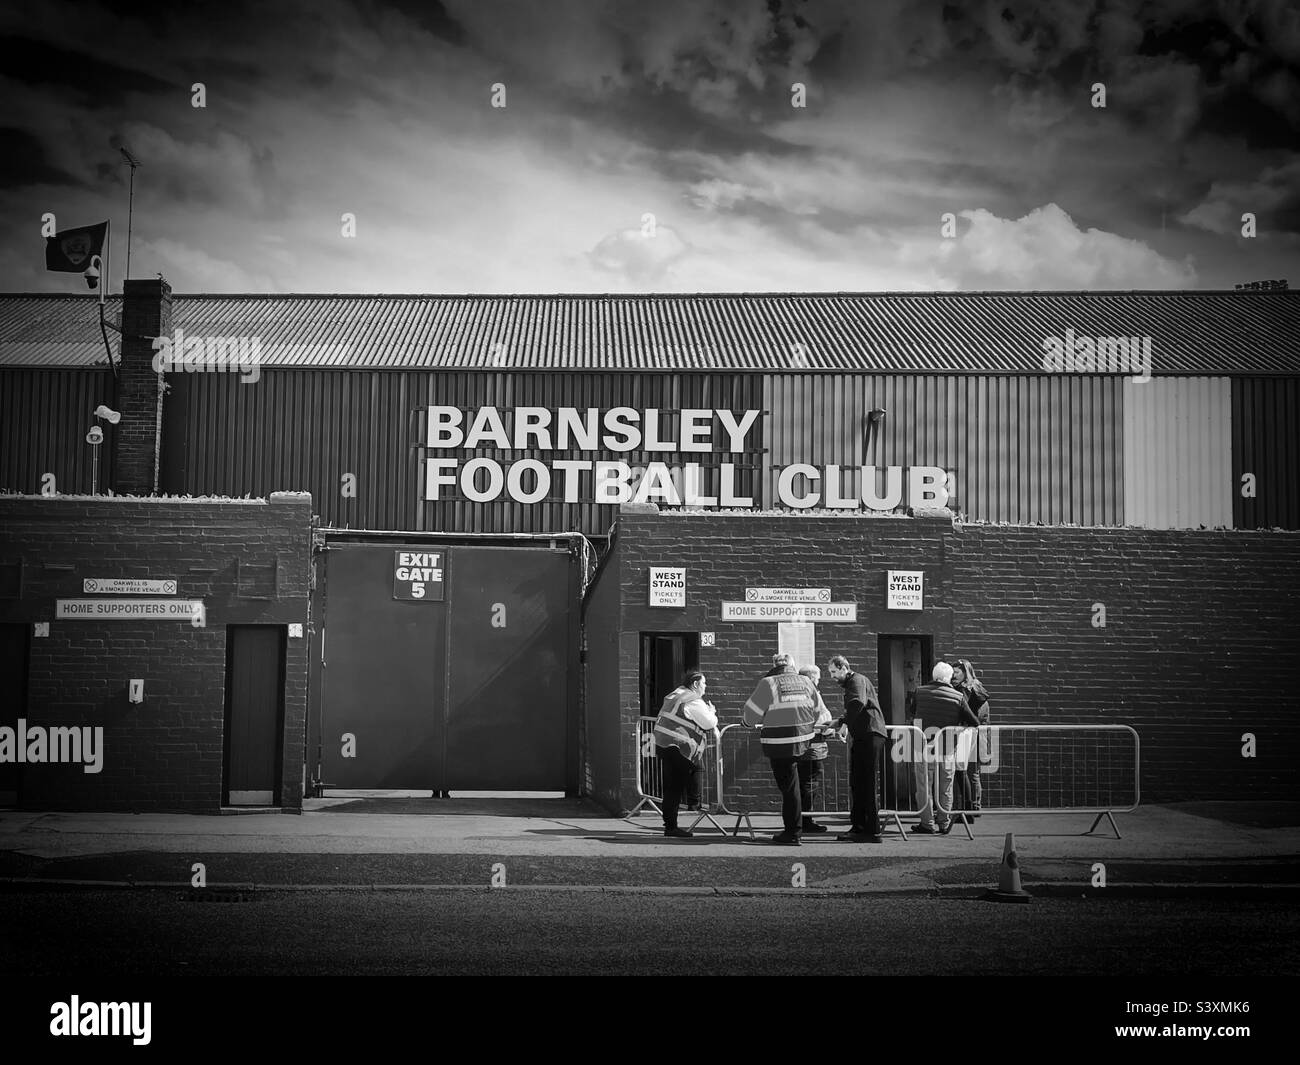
320, 544, 447, 789
445, 547, 570, 790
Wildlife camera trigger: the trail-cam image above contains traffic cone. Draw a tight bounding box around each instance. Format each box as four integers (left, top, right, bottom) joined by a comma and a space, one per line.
984, 832, 1031, 903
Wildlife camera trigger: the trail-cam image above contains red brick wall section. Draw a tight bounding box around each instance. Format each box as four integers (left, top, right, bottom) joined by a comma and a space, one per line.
601, 509, 1300, 811
0, 492, 312, 813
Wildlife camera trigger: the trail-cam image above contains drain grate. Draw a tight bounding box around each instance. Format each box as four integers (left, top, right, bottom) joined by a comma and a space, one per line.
181, 888, 259, 903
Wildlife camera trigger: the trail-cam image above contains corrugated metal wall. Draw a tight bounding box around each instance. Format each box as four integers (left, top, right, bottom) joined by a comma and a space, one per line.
763, 374, 1124, 525
163, 370, 765, 534
0, 369, 116, 496
1234, 377, 1300, 530
1122, 377, 1233, 529
10, 366, 1293, 532
162, 371, 416, 530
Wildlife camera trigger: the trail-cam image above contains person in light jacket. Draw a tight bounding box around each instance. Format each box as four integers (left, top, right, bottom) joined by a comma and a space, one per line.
652, 671, 718, 838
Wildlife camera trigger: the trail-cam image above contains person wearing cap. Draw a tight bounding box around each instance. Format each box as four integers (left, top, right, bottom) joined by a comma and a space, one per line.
652, 670, 718, 838
743, 657, 822, 845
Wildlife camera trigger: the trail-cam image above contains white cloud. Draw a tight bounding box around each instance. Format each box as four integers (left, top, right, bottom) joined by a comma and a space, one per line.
137, 238, 276, 292
586, 224, 691, 287
917, 204, 1197, 288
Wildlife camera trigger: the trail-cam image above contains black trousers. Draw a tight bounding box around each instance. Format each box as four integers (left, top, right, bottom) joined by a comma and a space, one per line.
796, 757, 824, 822
850, 734, 886, 834
769, 757, 802, 833
658, 748, 699, 831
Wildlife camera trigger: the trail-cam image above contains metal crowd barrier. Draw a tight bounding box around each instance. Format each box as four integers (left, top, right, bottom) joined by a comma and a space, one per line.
628, 717, 664, 819
715, 722, 1141, 841
717, 723, 927, 840
628, 716, 728, 834
927, 724, 1141, 838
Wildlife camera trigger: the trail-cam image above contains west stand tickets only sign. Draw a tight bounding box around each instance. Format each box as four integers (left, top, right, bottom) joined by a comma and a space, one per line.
393, 550, 444, 601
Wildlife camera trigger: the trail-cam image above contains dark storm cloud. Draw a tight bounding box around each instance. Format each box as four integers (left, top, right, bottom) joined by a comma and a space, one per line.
0, 127, 78, 189
0, 0, 1295, 292
0, 33, 179, 105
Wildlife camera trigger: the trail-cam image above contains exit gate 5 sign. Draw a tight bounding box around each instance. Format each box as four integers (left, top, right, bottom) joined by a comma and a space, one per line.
886, 570, 923, 610
393, 550, 445, 601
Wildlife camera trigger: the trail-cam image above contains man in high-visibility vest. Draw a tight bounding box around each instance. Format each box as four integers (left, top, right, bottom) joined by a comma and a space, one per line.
743, 659, 822, 845
653, 670, 718, 838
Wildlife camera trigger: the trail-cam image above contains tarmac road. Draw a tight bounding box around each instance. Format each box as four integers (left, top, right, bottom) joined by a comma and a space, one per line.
2, 888, 1297, 977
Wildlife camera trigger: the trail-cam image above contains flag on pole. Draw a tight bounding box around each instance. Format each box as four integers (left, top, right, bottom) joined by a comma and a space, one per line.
45, 220, 109, 273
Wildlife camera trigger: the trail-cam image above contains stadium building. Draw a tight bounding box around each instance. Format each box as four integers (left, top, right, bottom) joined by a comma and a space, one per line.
1, 279, 1297, 812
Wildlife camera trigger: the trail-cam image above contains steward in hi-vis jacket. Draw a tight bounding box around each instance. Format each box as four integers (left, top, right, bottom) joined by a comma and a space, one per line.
743, 664, 821, 845
653, 670, 718, 838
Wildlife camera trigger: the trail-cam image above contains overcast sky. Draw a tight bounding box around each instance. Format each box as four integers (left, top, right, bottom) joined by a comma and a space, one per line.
3, 0, 1298, 293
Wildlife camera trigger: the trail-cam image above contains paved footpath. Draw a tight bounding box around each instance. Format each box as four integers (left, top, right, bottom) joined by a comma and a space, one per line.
1, 798, 1296, 895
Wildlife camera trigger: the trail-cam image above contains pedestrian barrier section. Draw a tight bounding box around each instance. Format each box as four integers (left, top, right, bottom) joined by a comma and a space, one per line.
628, 717, 664, 819
717, 723, 927, 840
629, 717, 727, 834
930, 724, 1140, 839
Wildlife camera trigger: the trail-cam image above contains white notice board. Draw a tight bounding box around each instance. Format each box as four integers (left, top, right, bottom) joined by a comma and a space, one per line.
778, 622, 816, 672
649, 567, 686, 608
886, 570, 923, 610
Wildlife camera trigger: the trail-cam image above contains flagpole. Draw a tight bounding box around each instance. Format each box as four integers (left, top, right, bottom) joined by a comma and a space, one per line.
120, 147, 141, 283
99, 220, 118, 378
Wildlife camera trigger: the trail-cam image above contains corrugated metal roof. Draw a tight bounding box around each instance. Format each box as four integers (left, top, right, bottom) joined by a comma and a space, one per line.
0, 291, 1296, 374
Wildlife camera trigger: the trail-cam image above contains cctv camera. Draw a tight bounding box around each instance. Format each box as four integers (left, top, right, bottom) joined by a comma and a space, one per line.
83, 256, 101, 290
94, 404, 121, 424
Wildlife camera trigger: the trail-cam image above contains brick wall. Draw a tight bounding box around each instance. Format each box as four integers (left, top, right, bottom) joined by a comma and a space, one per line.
0, 492, 312, 813
113, 278, 171, 495
590, 508, 1300, 812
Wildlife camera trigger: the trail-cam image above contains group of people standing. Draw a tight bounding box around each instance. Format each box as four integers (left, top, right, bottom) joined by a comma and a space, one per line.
650, 652, 990, 843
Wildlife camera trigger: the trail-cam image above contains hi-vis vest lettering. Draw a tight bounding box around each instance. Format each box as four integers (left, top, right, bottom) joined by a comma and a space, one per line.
743, 672, 819, 758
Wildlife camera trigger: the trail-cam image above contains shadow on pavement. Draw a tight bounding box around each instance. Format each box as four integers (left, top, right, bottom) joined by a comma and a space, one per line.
305, 794, 610, 818
1166, 802, 1300, 829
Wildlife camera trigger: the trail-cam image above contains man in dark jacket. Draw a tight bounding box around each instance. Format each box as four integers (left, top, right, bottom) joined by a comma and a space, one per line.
909, 661, 978, 835
827, 654, 887, 843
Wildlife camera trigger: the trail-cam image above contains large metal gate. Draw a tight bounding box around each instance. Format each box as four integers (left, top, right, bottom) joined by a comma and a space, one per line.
311, 538, 577, 793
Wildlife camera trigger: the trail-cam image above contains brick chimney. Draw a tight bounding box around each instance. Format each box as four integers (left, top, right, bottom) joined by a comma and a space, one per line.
112, 277, 171, 495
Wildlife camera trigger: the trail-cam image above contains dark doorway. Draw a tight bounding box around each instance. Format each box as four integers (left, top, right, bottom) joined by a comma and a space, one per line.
877, 634, 933, 808
0, 623, 29, 806
640, 633, 701, 718
224, 625, 286, 806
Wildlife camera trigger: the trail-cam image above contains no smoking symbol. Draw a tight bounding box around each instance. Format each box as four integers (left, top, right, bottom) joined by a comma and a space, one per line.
84, 579, 98, 592
817, 589, 830, 602
163, 580, 177, 594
